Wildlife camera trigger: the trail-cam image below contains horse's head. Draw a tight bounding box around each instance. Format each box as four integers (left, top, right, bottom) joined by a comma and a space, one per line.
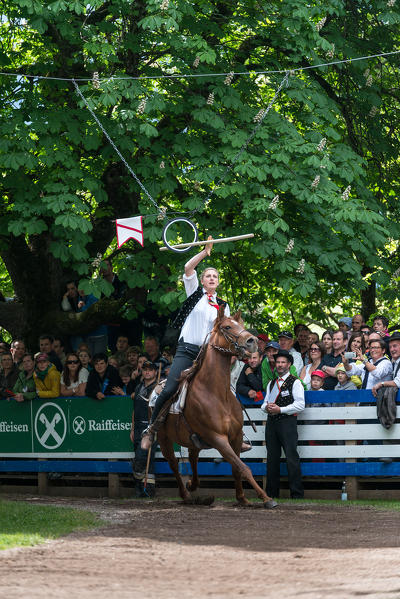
211, 306, 258, 359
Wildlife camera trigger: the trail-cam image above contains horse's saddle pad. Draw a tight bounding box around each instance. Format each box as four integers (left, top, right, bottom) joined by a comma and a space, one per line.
149, 380, 188, 414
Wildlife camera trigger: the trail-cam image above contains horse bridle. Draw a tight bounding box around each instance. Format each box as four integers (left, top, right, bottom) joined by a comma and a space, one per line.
210, 325, 252, 358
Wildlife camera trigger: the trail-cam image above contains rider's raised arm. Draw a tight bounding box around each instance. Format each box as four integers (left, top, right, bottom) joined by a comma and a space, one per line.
184, 236, 213, 278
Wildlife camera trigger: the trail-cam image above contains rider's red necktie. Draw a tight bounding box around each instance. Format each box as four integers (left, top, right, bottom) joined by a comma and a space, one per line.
206, 293, 219, 310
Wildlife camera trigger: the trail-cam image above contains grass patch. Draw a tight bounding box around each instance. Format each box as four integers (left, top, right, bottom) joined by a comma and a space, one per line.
0, 499, 103, 550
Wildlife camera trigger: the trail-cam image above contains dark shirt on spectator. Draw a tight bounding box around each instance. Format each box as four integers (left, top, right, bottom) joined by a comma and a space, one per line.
47, 350, 63, 373
236, 363, 263, 397
86, 365, 123, 398
320, 352, 343, 390
0, 365, 20, 398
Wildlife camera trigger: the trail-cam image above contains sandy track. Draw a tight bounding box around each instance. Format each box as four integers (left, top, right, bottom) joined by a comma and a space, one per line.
1, 496, 400, 598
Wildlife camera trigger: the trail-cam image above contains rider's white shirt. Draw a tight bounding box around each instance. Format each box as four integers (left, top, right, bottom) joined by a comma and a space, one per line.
180, 272, 230, 347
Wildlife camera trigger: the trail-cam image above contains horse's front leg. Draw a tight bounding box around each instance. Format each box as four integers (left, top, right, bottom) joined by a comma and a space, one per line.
157, 432, 191, 502
186, 448, 200, 493
211, 434, 277, 509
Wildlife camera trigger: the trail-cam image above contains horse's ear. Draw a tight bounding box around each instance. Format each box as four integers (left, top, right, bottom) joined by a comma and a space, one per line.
217, 304, 226, 321
233, 310, 243, 324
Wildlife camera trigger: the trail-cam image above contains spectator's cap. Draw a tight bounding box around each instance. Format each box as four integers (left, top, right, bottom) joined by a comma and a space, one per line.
311, 369, 325, 379
389, 331, 400, 342
266, 341, 280, 350
335, 363, 348, 374
275, 350, 294, 364
35, 352, 48, 362
278, 331, 293, 339
339, 317, 352, 329
142, 360, 157, 370
257, 333, 269, 343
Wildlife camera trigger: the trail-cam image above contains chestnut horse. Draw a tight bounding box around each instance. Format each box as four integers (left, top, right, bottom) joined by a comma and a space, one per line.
156, 307, 277, 508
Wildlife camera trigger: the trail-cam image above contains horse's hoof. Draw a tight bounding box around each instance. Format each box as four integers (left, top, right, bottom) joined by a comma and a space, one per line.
263, 499, 278, 509
191, 495, 214, 506
200, 495, 215, 506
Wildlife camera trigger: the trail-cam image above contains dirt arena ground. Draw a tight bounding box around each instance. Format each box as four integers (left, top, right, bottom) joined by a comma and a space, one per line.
1, 495, 400, 599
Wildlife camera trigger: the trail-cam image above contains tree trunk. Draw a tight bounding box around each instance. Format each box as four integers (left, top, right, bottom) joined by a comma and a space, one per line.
360, 277, 376, 322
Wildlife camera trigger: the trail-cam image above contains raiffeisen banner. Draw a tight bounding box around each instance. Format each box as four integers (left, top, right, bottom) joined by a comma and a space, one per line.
0, 396, 134, 458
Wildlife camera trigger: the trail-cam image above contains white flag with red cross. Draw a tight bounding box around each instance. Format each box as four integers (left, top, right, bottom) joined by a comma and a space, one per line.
115, 216, 144, 248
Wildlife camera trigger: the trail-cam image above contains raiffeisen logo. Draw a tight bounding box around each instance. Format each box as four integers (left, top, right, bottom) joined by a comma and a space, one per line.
0, 421, 29, 433
88, 419, 131, 432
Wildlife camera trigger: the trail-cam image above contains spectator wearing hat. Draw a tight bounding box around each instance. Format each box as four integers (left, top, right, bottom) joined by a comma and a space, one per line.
320, 330, 347, 390
342, 338, 392, 390
310, 370, 325, 392
334, 364, 358, 391
299, 341, 325, 390
277, 331, 303, 376
338, 317, 352, 340
236, 351, 263, 399
372, 332, 400, 397
257, 333, 269, 356
33, 353, 61, 398
86, 353, 123, 400
261, 341, 280, 388
261, 349, 304, 499
261, 341, 303, 389
130, 360, 158, 497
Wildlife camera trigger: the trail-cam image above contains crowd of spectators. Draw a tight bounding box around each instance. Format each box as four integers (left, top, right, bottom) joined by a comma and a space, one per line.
0, 333, 171, 404
231, 314, 400, 400
1, 311, 398, 403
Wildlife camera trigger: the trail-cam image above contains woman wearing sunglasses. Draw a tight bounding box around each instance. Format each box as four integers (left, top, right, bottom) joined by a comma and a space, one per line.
299, 341, 326, 390
60, 352, 89, 397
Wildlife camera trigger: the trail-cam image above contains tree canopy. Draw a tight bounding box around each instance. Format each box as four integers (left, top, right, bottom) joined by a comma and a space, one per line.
1, 0, 400, 342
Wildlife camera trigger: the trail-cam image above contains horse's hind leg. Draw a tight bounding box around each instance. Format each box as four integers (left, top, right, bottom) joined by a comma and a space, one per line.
230, 437, 250, 506
186, 448, 200, 493
158, 435, 191, 502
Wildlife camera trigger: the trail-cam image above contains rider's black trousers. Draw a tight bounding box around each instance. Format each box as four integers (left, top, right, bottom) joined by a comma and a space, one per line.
150, 340, 200, 425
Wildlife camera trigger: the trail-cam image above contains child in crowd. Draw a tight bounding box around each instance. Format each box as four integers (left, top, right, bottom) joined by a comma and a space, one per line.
108, 355, 119, 368
334, 363, 357, 391
112, 365, 133, 395
78, 349, 92, 371
310, 370, 325, 391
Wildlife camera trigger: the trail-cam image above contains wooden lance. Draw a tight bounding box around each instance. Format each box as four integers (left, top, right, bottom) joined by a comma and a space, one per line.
159, 233, 254, 251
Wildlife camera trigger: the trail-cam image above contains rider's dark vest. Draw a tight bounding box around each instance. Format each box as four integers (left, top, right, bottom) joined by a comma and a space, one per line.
267, 374, 297, 420
172, 285, 227, 330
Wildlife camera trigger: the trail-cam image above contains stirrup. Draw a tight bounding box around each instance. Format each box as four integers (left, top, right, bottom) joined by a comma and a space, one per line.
241, 433, 252, 453
141, 426, 155, 450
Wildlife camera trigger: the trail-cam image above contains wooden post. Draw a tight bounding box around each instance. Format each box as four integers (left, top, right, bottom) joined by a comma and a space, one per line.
108, 459, 120, 498
37, 459, 48, 495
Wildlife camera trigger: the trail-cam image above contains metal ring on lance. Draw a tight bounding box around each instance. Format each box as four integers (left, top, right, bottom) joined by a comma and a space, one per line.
162, 217, 199, 253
